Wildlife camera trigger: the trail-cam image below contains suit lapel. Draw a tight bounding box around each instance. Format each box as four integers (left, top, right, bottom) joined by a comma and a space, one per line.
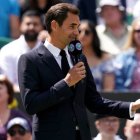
37, 44, 64, 80
37, 44, 85, 98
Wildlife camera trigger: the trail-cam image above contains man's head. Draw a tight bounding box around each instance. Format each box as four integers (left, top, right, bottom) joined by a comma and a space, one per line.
95, 114, 120, 137
20, 10, 43, 42
7, 117, 32, 140
124, 113, 140, 140
45, 3, 80, 48
97, 0, 124, 26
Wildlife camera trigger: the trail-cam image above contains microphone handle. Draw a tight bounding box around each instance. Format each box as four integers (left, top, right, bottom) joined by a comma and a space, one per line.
74, 55, 81, 64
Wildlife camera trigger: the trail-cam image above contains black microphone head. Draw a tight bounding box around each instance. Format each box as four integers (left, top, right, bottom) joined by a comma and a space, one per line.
68, 40, 82, 64
68, 40, 82, 56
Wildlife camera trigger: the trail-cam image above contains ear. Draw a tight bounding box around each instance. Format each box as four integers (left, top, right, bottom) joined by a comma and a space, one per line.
20, 23, 24, 33
95, 121, 100, 130
51, 20, 59, 32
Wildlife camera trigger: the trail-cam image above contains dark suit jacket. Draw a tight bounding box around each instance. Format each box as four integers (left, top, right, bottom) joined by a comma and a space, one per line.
18, 44, 131, 140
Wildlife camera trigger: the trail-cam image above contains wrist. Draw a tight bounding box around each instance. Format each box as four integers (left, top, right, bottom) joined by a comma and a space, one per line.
131, 102, 137, 112
64, 78, 72, 87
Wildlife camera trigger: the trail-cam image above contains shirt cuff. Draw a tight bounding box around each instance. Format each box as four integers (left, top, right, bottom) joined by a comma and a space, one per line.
129, 102, 135, 118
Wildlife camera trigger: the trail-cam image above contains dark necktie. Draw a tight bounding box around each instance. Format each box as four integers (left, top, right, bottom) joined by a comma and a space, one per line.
60, 49, 70, 76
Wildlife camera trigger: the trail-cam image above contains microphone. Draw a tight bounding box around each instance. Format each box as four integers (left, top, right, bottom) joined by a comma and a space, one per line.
68, 40, 82, 64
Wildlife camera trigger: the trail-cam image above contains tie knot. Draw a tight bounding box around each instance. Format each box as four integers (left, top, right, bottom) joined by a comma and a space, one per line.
60, 50, 66, 57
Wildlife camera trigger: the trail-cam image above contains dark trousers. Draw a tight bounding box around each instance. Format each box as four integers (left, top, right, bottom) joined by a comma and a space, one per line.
76, 130, 81, 140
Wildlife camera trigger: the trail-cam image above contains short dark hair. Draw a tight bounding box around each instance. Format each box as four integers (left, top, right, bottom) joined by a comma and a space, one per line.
0, 75, 14, 104
21, 10, 41, 22
45, 3, 80, 33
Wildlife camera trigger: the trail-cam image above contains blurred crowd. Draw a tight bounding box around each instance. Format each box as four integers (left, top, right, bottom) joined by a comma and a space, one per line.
1, 0, 140, 139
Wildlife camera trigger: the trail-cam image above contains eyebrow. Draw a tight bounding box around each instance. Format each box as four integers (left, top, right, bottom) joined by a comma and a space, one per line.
70, 23, 80, 27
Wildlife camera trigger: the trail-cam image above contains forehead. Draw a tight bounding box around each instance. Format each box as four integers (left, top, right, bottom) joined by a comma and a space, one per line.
102, 5, 118, 11
134, 21, 140, 29
63, 12, 80, 26
0, 82, 6, 86
131, 121, 140, 126
100, 116, 119, 120
22, 16, 41, 23
79, 22, 89, 29
10, 125, 24, 130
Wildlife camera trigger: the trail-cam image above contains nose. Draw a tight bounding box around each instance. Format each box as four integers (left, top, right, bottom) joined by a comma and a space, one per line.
28, 23, 35, 30
74, 28, 79, 36
135, 128, 140, 133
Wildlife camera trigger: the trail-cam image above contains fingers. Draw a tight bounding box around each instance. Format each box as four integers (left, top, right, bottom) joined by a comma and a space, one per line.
74, 62, 86, 76
64, 62, 86, 87
75, 62, 84, 67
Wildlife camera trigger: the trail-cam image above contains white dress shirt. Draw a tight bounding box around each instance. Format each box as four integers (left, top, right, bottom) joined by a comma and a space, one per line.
44, 39, 73, 69
0, 35, 42, 86
93, 133, 123, 140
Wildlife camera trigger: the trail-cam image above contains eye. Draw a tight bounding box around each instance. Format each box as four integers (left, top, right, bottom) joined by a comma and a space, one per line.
70, 25, 75, 29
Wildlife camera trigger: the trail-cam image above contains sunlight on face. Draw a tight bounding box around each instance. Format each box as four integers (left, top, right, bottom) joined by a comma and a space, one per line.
55, 12, 80, 48
96, 117, 119, 136
125, 120, 140, 140
20, 16, 43, 35
101, 6, 122, 26
78, 22, 93, 47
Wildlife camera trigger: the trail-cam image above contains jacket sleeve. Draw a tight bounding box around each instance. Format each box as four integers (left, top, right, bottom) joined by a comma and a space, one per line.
84, 56, 131, 119
18, 54, 73, 115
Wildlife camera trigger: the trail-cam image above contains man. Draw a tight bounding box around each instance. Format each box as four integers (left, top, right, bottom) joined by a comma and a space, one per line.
18, 3, 140, 140
124, 113, 140, 140
0, 10, 43, 91
93, 114, 122, 140
7, 117, 32, 140
96, 0, 130, 56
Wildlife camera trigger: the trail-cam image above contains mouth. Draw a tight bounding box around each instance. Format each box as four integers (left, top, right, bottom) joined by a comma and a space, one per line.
70, 35, 77, 40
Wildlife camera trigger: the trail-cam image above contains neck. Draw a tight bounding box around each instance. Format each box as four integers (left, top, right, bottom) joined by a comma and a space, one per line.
83, 45, 96, 58
0, 104, 10, 126
100, 133, 115, 140
107, 21, 123, 30
27, 41, 37, 49
107, 22, 124, 38
0, 103, 9, 114
48, 34, 66, 49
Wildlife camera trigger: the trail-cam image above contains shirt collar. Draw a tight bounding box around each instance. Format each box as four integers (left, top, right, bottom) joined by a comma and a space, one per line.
94, 133, 123, 140
44, 39, 69, 57
20, 35, 42, 51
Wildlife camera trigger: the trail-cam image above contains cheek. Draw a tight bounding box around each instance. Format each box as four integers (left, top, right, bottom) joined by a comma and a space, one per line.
113, 123, 119, 131
134, 34, 140, 44
79, 35, 92, 45
98, 124, 107, 132
35, 25, 43, 32
0, 87, 9, 100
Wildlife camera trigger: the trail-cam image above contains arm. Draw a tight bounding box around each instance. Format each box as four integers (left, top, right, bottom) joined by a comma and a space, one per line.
0, 47, 16, 84
18, 54, 73, 115
84, 56, 131, 119
10, 15, 20, 38
103, 73, 115, 92
10, 0, 20, 38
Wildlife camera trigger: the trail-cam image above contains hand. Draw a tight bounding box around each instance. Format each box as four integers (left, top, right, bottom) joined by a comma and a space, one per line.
131, 99, 140, 112
64, 62, 86, 87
